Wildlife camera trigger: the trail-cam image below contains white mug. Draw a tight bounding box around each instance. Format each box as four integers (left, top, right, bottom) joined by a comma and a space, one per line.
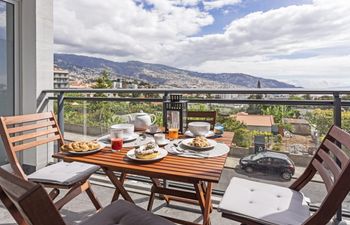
149, 125, 158, 133
111, 124, 134, 138
110, 128, 124, 139
154, 133, 166, 145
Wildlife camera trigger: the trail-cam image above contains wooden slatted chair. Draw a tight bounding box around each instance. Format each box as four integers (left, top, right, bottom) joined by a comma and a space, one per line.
0, 112, 101, 211
0, 166, 175, 225
187, 111, 217, 129
219, 125, 350, 225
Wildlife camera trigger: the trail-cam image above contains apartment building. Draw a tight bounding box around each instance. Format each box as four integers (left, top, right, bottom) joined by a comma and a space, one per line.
54, 66, 69, 89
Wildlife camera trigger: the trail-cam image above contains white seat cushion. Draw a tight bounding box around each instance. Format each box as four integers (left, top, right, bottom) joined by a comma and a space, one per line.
219, 177, 310, 225
28, 162, 99, 186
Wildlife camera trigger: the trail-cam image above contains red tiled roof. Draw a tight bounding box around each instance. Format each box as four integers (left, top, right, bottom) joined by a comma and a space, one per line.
234, 113, 274, 127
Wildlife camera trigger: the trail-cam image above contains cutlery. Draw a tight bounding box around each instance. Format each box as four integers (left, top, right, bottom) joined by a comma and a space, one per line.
135, 133, 147, 147
173, 140, 182, 147
139, 133, 147, 140
170, 146, 208, 157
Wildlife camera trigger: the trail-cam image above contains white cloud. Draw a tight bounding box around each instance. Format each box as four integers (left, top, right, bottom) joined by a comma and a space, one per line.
54, 0, 350, 87
171, 0, 200, 6
203, 0, 241, 10
54, 0, 213, 61
170, 0, 350, 67
187, 55, 350, 88
189, 55, 350, 77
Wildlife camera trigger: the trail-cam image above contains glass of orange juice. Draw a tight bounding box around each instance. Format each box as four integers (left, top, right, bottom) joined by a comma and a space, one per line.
168, 128, 179, 139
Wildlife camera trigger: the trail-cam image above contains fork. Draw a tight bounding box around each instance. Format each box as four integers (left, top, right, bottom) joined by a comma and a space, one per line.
170, 146, 208, 157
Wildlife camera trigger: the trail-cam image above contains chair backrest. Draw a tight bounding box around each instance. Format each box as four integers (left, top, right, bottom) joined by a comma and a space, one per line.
290, 125, 350, 224
187, 111, 217, 129
0, 112, 64, 179
0, 167, 66, 225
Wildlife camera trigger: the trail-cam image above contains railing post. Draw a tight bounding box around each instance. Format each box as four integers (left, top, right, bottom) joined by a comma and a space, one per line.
162, 91, 169, 190
57, 91, 65, 137
334, 92, 342, 128
162, 91, 169, 129
333, 92, 342, 223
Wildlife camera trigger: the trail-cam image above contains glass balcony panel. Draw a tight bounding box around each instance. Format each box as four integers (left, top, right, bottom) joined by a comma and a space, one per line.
0, 1, 14, 165
51, 90, 350, 217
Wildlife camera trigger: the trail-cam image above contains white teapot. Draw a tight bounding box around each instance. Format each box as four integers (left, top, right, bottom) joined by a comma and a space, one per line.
127, 111, 156, 131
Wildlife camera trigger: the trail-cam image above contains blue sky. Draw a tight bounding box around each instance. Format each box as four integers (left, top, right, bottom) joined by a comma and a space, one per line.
197, 0, 313, 36
54, 0, 350, 88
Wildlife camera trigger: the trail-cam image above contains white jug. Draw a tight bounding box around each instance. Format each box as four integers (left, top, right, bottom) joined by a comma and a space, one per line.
127, 111, 156, 130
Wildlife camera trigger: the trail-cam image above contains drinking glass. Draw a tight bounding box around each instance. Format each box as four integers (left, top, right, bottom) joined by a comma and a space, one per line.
168, 128, 179, 139
111, 138, 123, 151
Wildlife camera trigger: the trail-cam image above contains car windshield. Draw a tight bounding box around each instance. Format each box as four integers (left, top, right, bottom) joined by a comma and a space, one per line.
251, 153, 265, 160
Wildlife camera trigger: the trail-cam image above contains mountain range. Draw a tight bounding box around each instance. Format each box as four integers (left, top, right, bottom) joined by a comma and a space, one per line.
54, 53, 297, 89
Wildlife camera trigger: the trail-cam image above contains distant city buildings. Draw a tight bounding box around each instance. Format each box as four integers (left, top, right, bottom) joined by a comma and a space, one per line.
112, 78, 123, 89
266, 94, 289, 99
54, 66, 70, 89
69, 80, 90, 89
128, 84, 138, 89
214, 94, 238, 99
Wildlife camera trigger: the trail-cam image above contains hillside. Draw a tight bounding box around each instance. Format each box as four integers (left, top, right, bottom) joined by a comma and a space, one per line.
54, 53, 297, 89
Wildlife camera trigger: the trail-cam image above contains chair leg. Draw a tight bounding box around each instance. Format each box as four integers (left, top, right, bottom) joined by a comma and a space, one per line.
111, 172, 127, 201
54, 181, 89, 210
53, 180, 101, 211
48, 188, 60, 201
0, 186, 27, 225
85, 181, 102, 210
147, 188, 156, 211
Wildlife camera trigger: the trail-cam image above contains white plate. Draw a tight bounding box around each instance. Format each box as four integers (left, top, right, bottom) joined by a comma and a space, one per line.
122, 133, 139, 142
126, 148, 168, 162
184, 130, 215, 138
181, 138, 217, 151
67, 142, 106, 155
145, 129, 162, 134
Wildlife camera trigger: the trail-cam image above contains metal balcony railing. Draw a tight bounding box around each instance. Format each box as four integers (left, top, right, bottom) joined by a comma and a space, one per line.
40, 88, 350, 133
40, 88, 350, 222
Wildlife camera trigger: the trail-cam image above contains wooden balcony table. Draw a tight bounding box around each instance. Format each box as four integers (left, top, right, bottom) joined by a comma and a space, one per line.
53, 132, 234, 225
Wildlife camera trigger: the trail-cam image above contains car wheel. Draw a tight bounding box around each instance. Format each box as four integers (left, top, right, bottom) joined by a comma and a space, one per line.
281, 171, 292, 180
245, 166, 253, 173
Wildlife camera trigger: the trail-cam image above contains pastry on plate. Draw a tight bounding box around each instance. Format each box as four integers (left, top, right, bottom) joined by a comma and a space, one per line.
135, 142, 160, 159
60, 141, 100, 152
189, 136, 211, 148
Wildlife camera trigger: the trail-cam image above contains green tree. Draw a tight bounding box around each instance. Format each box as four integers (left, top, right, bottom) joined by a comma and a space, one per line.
189, 103, 209, 111
317, 95, 333, 100
306, 109, 333, 136
92, 70, 113, 90
303, 94, 312, 100
276, 134, 283, 143
272, 143, 283, 151
289, 95, 303, 100
246, 94, 263, 114
233, 128, 253, 148
262, 105, 299, 124
89, 70, 116, 129
222, 117, 246, 132
306, 109, 350, 136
